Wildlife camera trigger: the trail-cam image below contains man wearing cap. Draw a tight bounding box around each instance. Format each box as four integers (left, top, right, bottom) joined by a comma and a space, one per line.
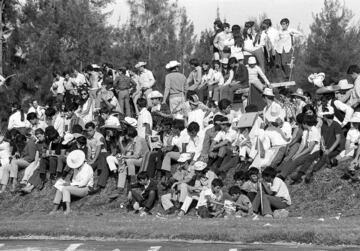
50, 150, 93, 215
114, 67, 137, 117
347, 65, 360, 108
274, 18, 302, 81
163, 60, 187, 113
262, 88, 286, 124
133, 62, 155, 114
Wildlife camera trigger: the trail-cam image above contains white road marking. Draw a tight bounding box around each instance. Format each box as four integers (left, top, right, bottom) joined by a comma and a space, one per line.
148, 246, 162, 251
112, 249, 121, 251
229, 249, 238, 251
0, 244, 4, 248
65, 243, 83, 251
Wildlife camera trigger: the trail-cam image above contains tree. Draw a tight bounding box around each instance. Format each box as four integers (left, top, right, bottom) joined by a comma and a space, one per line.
305, 0, 359, 82
192, 29, 213, 63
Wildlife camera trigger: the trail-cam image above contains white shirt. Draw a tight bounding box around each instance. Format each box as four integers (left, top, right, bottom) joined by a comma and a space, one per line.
197, 188, 222, 208
0, 141, 11, 166
263, 101, 286, 123
51, 77, 65, 95
270, 177, 291, 205
212, 70, 224, 86
183, 130, 205, 161
8, 111, 27, 130
105, 114, 120, 127
260, 27, 279, 48
73, 72, 87, 87
201, 68, 214, 85
348, 75, 360, 107
71, 163, 94, 187
188, 108, 206, 131
274, 28, 302, 53
54, 114, 66, 137
214, 128, 238, 145
264, 127, 289, 147
302, 126, 321, 154
138, 69, 155, 89
346, 127, 360, 149
281, 122, 292, 140
329, 100, 354, 127
137, 108, 153, 138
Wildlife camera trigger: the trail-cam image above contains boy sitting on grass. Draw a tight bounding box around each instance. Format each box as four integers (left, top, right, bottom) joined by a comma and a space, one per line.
196, 178, 224, 218
227, 185, 253, 217
241, 167, 259, 201
127, 171, 158, 216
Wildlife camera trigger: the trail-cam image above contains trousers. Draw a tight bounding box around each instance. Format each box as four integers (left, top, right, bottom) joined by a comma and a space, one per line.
53, 186, 89, 204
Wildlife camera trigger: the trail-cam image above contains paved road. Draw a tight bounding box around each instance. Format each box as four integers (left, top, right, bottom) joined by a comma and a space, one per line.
0, 240, 358, 251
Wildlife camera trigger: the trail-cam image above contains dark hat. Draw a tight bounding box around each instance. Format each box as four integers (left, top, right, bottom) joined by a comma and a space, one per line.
245, 21, 255, 28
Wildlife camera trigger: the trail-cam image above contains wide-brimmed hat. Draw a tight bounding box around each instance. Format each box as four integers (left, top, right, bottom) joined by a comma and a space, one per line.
165, 60, 180, 69
124, 117, 137, 127
135, 61, 147, 68
193, 161, 208, 171
220, 58, 229, 65
263, 88, 274, 97
248, 56, 257, 65
308, 73, 325, 88
62, 133, 75, 145
148, 90, 163, 99
291, 88, 306, 100
350, 112, 360, 123
337, 79, 354, 91
66, 150, 86, 169
316, 85, 340, 95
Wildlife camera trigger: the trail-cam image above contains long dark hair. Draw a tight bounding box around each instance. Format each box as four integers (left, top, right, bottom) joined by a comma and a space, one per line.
232, 25, 243, 47
243, 26, 253, 40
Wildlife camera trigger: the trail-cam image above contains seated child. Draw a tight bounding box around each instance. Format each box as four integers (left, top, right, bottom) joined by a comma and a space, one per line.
196, 178, 224, 218
227, 185, 253, 217
233, 170, 247, 187
336, 115, 360, 164
252, 167, 291, 218
241, 167, 259, 201
128, 172, 158, 216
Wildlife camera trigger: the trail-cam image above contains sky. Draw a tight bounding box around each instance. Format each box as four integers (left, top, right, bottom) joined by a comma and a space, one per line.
106, 0, 360, 35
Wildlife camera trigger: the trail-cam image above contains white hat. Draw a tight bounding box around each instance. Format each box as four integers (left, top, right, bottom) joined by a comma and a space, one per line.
148, 90, 163, 99
263, 88, 274, 97
350, 112, 360, 123
193, 161, 208, 171
235, 53, 244, 61
318, 105, 334, 117
66, 150, 86, 169
267, 106, 281, 123
248, 56, 257, 65
220, 58, 229, 64
104, 116, 120, 127
91, 64, 101, 69
124, 117, 137, 127
165, 60, 180, 69
291, 88, 306, 100
337, 79, 354, 90
316, 85, 340, 94
308, 73, 325, 88
62, 133, 75, 145
135, 62, 147, 68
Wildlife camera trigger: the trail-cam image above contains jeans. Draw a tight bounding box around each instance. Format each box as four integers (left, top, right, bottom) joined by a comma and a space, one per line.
161, 152, 181, 172
91, 152, 110, 188
118, 89, 131, 116
279, 151, 320, 178
252, 191, 288, 215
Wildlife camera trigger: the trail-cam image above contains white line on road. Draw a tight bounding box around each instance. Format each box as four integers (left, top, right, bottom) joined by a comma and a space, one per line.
229, 249, 238, 251
148, 246, 162, 251
65, 243, 83, 251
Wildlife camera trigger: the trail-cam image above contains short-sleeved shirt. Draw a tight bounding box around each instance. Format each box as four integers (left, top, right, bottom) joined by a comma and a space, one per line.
187, 108, 206, 131
321, 120, 343, 150
214, 128, 238, 145
236, 194, 252, 211
270, 177, 291, 205
87, 131, 106, 159
137, 108, 153, 138
346, 128, 360, 149
304, 126, 321, 154
241, 180, 258, 193
264, 127, 288, 147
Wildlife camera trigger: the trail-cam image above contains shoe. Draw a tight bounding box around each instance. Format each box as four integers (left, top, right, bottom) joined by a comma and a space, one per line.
88, 186, 101, 195
264, 214, 273, 218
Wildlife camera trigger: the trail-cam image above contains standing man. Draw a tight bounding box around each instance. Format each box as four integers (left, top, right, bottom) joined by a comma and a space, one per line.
114, 66, 137, 117
212, 19, 223, 60
50, 72, 65, 105
274, 18, 302, 81
163, 60, 187, 113
133, 62, 155, 114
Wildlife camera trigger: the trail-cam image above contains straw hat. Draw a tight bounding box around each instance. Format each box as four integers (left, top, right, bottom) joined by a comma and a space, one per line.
193, 161, 208, 171
66, 150, 86, 169
291, 88, 306, 100
62, 133, 75, 145
148, 90, 163, 99
248, 56, 257, 65
135, 62, 147, 68
337, 79, 354, 91
165, 60, 180, 69
316, 85, 340, 95
124, 117, 137, 127
263, 88, 275, 97
308, 73, 325, 88
350, 112, 360, 123
220, 58, 229, 65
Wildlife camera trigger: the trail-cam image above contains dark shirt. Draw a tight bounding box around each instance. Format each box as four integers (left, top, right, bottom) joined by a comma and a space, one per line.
130, 179, 158, 199
22, 139, 37, 163
114, 74, 136, 90
233, 64, 249, 88
321, 120, 344, 151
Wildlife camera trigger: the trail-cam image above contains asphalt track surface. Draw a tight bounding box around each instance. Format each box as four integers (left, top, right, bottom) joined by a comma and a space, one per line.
0, 240, 359, 251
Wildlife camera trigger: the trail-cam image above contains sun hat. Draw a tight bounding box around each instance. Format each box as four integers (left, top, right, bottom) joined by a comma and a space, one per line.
263, 88, 275, 97
291, 88, 306, 100
148, 90, 163, 99
193, 161, 208, 171
66, 150, 86, 169
165, 60, 181, 69
316, 85, 340, 95
220, 58, 229, 65
308, 73, 325, 88
318, 105, 335, 117
124, 117, 137, 127
248, 56, 257, 65
62, 133, 75, 145
350, 112, 360, 123
337, 79, 354, 91
135, 61, 147, 68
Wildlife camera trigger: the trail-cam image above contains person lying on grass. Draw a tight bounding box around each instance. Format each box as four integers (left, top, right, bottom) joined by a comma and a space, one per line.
252, 166, 291, 218
127, 171, 158, 216
50, 150, 93, 215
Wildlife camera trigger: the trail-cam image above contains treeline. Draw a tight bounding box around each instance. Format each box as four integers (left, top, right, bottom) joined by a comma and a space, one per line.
0, 0, 360, 120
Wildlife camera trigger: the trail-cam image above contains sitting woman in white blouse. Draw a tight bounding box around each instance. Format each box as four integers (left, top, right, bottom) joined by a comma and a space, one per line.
50, 150, 93, 215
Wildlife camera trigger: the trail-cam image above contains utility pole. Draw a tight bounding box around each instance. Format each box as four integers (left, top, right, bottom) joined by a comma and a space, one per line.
0, 0, 4, 76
